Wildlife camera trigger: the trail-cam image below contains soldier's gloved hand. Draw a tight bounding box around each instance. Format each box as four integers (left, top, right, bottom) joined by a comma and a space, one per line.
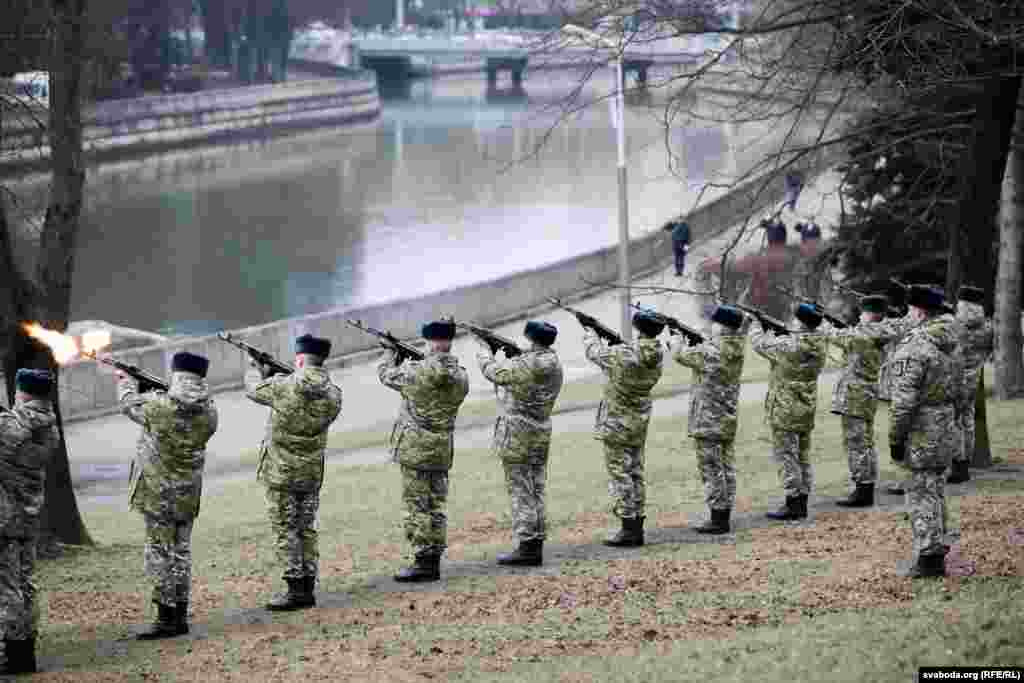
473, 336, 493, 354
890, 441, 907, 463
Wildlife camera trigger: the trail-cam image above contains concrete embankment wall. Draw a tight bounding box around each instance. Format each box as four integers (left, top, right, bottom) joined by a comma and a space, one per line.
0, 71, 380, 173
55, 143, 844, 423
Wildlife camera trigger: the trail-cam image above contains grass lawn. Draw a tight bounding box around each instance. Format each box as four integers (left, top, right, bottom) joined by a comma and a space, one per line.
36, 374, 1024, 681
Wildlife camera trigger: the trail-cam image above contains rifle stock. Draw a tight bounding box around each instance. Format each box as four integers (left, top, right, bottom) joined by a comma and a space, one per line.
455, 322, 523, 357
217, 332, 294, 376
773, 285, 847, 328
346, 319, 425, 362
547, 297, 623, 345
85, 350, 168, 392
735, 304, 792, 336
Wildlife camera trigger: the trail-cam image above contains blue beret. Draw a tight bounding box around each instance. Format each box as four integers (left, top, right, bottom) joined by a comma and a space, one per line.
15, 368, 53, 396
524, 320, 557, 346
422, 320, 456, 340
296, 334, 331, 357
795, 302, 823, 328
907, 284, 945, 312
632, 311, 665, 337
860, 295, 888, 314
710, 305, 744, 329
172, 351, 209, 377
957, 286, 985, 305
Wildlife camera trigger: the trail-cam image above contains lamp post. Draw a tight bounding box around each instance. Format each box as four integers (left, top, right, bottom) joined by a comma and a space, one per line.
562, 24, 632, 342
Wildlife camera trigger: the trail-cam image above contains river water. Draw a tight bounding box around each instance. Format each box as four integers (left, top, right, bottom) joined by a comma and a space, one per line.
64, 67, 809, 337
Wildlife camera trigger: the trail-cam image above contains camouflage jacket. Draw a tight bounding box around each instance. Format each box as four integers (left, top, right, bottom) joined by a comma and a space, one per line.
120, 372, 219, 519
584, 329, 663, 447
876, 315, 916, 402
379, 350, 469, 471
957, 302, 993, 393
246, 366, 343, 493
823, 321, 889, 419
888, 316, 960, 470
0, 398, 58, 538
478, 346, 563, 464
752, 329, 827, 433
671, 332, 746, 441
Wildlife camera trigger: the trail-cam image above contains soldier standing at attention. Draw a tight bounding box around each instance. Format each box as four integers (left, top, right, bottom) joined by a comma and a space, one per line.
670, 305, 748, 534
118, 352, 218, 639
245, 335, 342, 610
476, 321, 563, 566
0, 369, 58, 674
752, 303, 827, 521
823, 294, 889, 508
584, 311, 665, 547
379, 319, 469, 582
947, 286, 993, 484
888, 285, 959, 578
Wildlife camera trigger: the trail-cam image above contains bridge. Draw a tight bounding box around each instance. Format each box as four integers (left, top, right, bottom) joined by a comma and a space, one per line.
292, 27, 715, 89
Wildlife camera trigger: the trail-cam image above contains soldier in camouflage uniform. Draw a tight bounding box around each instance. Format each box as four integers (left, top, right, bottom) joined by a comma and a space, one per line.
822, 294, 889, 507
584, 311, 665, 547
246, 335, 342, 610
888, 285, 960, 578
752, 303, 827, 521
0, 369, 58, 675
379, 319, 469, 582
670, 305, 747, 534
476, 321, 563, 566
876, 304, 917, 495
119, 352, 218, 639
947, 285, 993, 484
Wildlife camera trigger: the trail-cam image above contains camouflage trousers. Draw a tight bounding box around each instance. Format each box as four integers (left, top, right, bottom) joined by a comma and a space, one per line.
401, 466, 449, 558
694, 438, 736, 510
772, 429, 813, 497
907, 468, 946, 560
604, 442, 645, 520
503, 461, 548, 542
142, 514, 194, 607
841, 414, 878, 485
957, 377, 979, 464
0, 536, 38, 641
266, 487, 320, 581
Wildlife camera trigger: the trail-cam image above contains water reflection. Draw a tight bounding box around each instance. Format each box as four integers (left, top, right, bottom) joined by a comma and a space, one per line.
62, 67, 806, 335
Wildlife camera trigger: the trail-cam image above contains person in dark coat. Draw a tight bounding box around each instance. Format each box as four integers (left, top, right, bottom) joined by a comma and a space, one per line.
663, 219, 691, 276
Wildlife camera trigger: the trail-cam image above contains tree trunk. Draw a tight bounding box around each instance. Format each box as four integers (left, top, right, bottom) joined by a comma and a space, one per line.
972, 374, 992, 468
994, 84, 1024, 399
30, 0, 93, 551
946, 75, 1023, 301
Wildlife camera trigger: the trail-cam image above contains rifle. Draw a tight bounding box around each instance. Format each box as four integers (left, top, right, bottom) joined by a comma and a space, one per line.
835, 282, 869, 298
773, 285, 847, 329
630, 302, 704, 346
346, 319, 425, 362
217, 332, 294, 377
547, 297, 623, 346
735, 304, 792, 336
84, 350, 168, 393
455, 321, 523, 357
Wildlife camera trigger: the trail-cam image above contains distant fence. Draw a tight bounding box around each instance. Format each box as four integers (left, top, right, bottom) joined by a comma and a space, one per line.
50, 143, 843, 423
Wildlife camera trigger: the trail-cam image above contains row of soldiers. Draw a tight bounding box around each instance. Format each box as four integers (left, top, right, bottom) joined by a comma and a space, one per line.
0, 283, 991, 672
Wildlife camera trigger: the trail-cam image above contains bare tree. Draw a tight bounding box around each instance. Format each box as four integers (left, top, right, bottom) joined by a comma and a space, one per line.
1, 0, 93, 553
994, 84, 1024, 399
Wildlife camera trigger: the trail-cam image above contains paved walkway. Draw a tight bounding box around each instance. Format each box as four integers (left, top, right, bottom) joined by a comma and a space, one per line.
68, 169, 844, 501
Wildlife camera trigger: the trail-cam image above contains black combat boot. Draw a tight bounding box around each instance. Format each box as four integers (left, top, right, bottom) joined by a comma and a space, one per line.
266, 578, 315, 611
604, 516, 645, 547
886, 482, 906, 495
946, 460, 970, 484
394, 554, 441, 583
137, 602, 182, 640
304, 576, 317, 606
2, 638, 37, 675
766, 497, 802, 520
836, 483, 875, 508
695, 508, 731, 535
175, 602, 190, 635
900, 553, 946, 579
496, 539, 543, 566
